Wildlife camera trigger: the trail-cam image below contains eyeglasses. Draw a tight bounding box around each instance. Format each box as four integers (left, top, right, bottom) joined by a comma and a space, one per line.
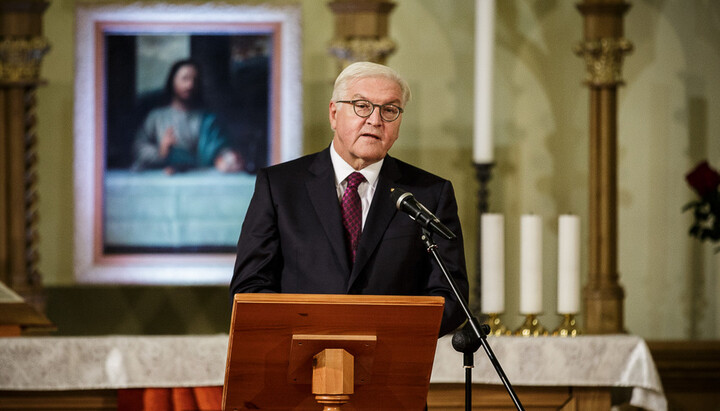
336, 99, 404, 122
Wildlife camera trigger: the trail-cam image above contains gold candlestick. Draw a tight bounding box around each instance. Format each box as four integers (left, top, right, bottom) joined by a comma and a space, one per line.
485, 313, 511, 336
552, 314, 581, 337
514, 314, 548, 337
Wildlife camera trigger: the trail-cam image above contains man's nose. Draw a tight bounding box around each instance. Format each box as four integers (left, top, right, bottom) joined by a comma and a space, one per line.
365, 106, 383, 125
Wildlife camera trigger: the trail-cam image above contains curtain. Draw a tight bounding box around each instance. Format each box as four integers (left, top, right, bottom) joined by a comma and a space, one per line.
117, 386, 222, 411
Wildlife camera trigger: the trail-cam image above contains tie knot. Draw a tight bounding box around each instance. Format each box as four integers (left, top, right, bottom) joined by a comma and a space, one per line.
346, 172, 365, 190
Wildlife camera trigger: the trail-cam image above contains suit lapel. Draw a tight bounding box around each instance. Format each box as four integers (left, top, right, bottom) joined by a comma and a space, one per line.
348, 156, 401, 289
306, 148, 351, 275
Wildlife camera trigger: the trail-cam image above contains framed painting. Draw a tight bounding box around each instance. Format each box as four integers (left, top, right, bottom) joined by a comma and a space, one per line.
74, 3, 302, 284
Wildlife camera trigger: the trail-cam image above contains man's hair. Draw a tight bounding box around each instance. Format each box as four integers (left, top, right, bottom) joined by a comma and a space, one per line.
331, 62, 412, 106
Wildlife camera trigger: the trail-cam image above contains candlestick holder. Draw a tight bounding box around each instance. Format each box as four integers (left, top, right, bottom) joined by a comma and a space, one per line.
484, 313, 511, 336
552, 314, 581, 337
471, 162, 494, 315
514, 314, 548, 337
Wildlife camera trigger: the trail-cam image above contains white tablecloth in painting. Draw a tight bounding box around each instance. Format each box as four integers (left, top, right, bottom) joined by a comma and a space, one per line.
104, 170, 256, 247
0, 334, 666, 410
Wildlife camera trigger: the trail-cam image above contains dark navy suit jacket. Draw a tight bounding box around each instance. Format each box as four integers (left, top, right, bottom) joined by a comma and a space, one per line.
230, 147, 469, 335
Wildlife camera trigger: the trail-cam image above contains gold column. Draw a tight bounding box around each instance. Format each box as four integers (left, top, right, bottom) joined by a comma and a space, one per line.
0, 0, 50, 312
327, 0, 397, 71
574, 0, 632, 334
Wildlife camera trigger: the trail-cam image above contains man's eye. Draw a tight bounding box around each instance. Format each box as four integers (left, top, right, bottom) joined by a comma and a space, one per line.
383, 106, 399, 114
354, 101, 371, 110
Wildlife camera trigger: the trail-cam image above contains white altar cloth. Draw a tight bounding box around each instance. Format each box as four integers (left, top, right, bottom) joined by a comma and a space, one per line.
0, 334, 666, 410
432, 334, 666, 411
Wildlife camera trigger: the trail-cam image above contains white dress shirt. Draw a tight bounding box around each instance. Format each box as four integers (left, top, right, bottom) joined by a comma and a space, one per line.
330, 141, 384, 229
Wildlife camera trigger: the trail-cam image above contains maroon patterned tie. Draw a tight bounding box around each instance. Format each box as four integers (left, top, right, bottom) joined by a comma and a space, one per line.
342, 172, 366, 264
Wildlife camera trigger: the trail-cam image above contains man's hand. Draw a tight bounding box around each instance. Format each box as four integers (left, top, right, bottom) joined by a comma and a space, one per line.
215, 150, 244, 173
159, 127, 176, 158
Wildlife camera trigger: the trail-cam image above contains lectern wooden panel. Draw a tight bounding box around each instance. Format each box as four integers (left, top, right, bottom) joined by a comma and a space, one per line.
223, 293, 445, 410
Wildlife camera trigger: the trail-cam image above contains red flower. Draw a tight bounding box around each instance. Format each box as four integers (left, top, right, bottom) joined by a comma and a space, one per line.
685, 161, 720, 198
684, 161, 720, 250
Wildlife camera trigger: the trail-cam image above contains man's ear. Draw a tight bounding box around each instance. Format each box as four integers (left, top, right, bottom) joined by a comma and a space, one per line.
329, 101, 338, 130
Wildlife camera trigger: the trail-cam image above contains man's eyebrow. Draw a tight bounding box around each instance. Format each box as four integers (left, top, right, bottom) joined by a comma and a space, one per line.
351, 94, 402, 105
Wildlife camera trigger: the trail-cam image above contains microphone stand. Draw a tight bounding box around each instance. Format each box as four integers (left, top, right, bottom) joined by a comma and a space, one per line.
420, 228, 525, 411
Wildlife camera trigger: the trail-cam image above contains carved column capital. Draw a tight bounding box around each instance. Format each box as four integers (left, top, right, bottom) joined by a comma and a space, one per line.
0, 36, 50, 84
328, 37, 396, 66
574, 37, 633, 87
327, 0, 397, 69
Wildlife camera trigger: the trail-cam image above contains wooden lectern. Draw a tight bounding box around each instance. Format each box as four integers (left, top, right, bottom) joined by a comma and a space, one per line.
223, 293, 445, 410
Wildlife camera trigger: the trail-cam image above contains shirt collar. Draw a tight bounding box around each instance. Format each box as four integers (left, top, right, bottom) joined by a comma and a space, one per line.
330, 141, 383, 187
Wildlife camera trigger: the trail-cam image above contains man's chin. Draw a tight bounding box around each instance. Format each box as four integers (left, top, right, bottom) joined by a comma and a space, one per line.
352, 149, 386, 165
176, 94, 196, 104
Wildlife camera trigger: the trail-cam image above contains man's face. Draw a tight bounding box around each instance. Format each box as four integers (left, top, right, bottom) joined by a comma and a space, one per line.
173, 64, 199, 102
329, 76, 404, 170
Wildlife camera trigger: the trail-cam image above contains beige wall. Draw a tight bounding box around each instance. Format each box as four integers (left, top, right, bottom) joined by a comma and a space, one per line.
36, 0, 720, 339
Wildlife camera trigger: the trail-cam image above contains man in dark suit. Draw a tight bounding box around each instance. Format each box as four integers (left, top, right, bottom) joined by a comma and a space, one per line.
230, 62, 468, 336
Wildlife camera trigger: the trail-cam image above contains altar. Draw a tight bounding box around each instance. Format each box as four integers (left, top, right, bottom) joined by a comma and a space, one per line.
0, 334, 666, 410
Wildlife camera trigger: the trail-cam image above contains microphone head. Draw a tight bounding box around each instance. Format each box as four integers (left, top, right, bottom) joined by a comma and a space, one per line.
390, 187, 412, 210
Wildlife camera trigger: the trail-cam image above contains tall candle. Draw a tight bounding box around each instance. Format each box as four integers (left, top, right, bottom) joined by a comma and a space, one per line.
557, 215, 581, 314
481, 213, 504, 313
473, 0, 496, 164
520, 214, 542, 314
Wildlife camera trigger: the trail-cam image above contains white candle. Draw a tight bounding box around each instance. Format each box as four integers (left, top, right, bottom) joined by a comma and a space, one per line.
557, 215, 581, 314
481, 213, 504, 313
473, 0, 496, 164
520, 214, 542, 314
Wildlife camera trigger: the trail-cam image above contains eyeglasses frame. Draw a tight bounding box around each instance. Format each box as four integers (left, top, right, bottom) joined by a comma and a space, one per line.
336, 99, 404, 122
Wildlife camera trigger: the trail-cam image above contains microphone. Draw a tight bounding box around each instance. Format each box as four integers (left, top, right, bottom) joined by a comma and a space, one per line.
390, 188, 457, 241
